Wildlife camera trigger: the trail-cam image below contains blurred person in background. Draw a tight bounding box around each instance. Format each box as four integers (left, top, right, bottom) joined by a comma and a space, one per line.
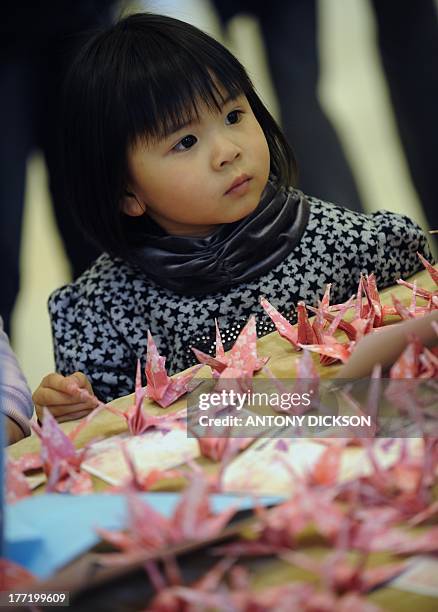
212, 0, 364, 212
369, 0, 438, 248
0, 316, 33, 445
213, 0, 438, 247
0, 1, 117, 339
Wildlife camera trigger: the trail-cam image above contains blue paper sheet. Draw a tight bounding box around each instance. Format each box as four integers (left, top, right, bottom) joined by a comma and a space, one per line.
5, 493, 281, 578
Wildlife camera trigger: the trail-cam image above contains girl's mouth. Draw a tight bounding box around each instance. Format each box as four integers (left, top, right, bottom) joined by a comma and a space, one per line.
225, 174, 252, 196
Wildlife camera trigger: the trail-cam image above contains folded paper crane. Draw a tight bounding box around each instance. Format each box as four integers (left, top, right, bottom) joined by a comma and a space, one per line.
192, 316, 268, 380
107, 359, 189, 434
7, 404, 105, 501
96, 471, 236, 561
145, 332, 203, 407
261, 254, 438, 367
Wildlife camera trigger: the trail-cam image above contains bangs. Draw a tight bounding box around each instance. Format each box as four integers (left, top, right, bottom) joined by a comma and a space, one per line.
114, 18, 251, 146
134, 70, 244, 144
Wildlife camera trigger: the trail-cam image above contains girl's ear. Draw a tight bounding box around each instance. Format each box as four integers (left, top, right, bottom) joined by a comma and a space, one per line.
121, 191, 146, 217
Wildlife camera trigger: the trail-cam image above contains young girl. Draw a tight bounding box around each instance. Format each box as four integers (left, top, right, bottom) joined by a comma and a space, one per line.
33, 12, 432, 419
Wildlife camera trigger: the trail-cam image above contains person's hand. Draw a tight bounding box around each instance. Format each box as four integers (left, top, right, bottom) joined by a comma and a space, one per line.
5, 416, 26, 445
33, 372, 98, 423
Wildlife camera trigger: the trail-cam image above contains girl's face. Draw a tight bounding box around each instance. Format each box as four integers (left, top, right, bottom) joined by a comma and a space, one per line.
125, 93, 270, 236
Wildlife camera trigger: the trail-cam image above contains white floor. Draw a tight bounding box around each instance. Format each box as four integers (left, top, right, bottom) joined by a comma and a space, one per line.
12, 0, 435, 391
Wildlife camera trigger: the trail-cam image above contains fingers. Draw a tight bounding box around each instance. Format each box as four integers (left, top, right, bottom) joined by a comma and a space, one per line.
38, 372, 93, 397
35, 400, 98, 423
34, 387, 83, 409
66, 371, 94, 395
56, 409, 92, 424
33, 371, 97, 423
35, 398, 98, 423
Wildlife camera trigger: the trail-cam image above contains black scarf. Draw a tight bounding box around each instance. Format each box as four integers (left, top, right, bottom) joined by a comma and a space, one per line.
126, 180, 309, 295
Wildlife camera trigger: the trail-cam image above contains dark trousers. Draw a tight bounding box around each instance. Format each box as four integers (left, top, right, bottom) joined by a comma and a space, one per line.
371, 0, 438, 248
213, 0, 364, 211
214, 0, 438, 250
0, 4, 113, 337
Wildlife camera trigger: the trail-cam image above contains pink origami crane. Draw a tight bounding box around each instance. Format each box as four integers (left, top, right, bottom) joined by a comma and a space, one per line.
396, 252, 438, 305
328, 276, 384, 335
7, 404, 105, 497
360, 272, 384, 327
197, 436, 253, 463
192, 316, 268, 380
417, 251, 438, 284
260, 297, 304, 350
391, 279, 437, 319
303, 297, 356, 364
96, 471, 236, 562
111, 443, 183, 492
302, 274, 395, 363
389, 334, 424, 379
262, 350, 320, 421
6, 458, 31, 503
335, 498, 438, 556
281, 549, 406, 597
300, 339, 352, 365
215, 479, 345, 557
261, 295, 355, 365
335, 432, 438, 528
107, 359, 189, 434
386, 322, 438, 381
147, 556, 384, 612
183, 446, 244, 494
263, 252, 437, 368
106, 360, 148, 434
145, 332, 202, 407
35, 407, 103, 493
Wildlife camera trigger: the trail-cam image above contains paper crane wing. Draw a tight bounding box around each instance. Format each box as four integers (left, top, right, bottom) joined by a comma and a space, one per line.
417, 251, 438, 285
260, 297, 299, 348
145, 331, 171, 401
38, 408, 77, 469
155, 364, 203, 408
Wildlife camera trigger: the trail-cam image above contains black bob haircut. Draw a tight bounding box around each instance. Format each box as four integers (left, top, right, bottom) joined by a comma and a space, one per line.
63, 12, 297, 256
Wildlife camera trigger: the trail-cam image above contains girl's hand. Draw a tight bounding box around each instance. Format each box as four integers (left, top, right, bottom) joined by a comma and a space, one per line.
33, 372, 98, 423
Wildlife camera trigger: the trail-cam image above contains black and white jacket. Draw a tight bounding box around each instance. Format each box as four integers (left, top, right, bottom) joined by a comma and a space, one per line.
49, 197, 432, 402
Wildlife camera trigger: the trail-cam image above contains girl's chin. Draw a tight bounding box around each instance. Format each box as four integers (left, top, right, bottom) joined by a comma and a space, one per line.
226, 200, 260, 223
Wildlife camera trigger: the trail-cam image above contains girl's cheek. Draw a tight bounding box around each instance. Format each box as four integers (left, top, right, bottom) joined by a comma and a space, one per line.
253, 123, 269, 154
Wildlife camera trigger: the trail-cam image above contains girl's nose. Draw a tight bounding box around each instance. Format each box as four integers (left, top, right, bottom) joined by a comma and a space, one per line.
211, 137, 242, 170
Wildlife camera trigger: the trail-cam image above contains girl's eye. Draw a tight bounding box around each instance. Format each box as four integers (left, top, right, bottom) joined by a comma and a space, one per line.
226, 110, 242, 125
173, 134, 197, 152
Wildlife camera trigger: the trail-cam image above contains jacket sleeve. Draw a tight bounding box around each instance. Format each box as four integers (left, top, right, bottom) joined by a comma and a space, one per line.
0, 317, 33, 437
48, 283, 138, 403
355, 209, 433, 288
